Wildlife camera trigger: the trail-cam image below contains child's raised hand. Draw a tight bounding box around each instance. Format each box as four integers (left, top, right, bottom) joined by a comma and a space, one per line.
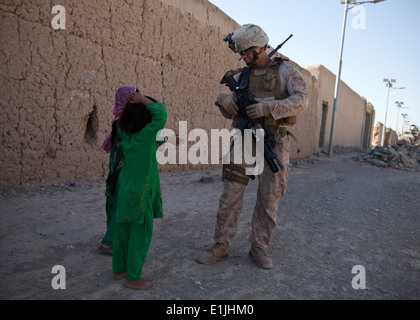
127, 92, 154, 106
127, 92, 143, 104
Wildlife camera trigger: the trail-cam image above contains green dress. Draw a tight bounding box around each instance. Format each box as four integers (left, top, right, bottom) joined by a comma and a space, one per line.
102, 119, 167, 246
101, 121, 124, 247
116, 102, 166, 223
112, 102, 167, 281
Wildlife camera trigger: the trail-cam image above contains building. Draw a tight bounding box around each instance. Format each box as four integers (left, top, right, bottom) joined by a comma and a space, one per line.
305, 64, 374, 152
0, 0, 376, 187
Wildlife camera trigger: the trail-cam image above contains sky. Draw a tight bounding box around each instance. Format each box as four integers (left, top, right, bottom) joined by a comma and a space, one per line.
207, 0, 420, 134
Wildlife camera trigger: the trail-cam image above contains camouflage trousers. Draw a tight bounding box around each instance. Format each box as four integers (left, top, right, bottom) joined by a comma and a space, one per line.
213, 135, 290, 248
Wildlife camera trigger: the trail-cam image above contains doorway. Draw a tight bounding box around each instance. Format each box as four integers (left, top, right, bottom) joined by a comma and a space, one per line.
319, 102, 328, 148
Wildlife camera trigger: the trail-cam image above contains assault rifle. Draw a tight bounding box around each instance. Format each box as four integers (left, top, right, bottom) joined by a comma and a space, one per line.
219, 34, 294, 173
268, 34, 293, 58
221, 68, 284, 173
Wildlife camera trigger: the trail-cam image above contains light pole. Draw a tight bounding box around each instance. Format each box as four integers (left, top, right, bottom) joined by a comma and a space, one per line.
381, 79, 405, 146
395, 101, 408, 137
382, 78, 395, 146
401, 113, 408, 134
329, 0, 386, 156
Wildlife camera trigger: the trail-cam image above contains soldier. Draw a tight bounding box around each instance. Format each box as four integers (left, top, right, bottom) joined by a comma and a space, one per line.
197, 24, 308, 269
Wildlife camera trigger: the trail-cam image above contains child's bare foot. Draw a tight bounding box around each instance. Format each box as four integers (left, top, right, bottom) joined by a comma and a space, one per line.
113, 272, 126, 280
98, 244, 113, 255
124, 279, 154, 290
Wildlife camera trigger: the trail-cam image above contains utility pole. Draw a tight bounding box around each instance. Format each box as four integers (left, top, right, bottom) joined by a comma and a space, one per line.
329, 0, 385, 155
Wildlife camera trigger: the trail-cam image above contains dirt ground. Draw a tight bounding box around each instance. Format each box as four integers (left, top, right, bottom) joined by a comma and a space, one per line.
1, 152, 419, 301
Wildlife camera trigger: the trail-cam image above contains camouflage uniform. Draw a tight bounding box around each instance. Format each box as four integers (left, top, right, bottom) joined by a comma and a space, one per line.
214, 59, 308, 249
198, 24, 308, 268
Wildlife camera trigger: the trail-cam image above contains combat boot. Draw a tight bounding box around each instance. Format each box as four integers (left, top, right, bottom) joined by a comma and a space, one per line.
249, 244, 273, 269
196, 242, 228, 264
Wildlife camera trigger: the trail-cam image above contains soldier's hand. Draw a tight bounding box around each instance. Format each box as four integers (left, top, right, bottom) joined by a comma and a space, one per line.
246, 99, 271, 119
216, 93, 238, 116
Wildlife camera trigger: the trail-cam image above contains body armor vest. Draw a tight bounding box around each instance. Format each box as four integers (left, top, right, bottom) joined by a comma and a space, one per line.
248, 59, 287, 101
247, 58, 296, 128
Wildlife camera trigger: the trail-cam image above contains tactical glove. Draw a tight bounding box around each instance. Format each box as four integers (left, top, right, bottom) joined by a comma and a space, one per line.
215, 93, 238, 116
246, 99, 271, 119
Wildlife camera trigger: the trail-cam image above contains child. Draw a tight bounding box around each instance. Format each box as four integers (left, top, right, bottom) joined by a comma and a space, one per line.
112, 92, 167, 290
99, 86, 139, 255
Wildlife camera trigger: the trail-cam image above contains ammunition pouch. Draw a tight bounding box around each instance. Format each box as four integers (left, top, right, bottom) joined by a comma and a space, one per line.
263, 117, 288, 139
262, 123, 301, 153
279, 116, 297, 126
263, 116, 296, 128
222, 164, 255, 185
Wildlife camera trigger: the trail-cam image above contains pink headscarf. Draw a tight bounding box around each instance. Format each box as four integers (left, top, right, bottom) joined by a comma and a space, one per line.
102, 86, 138, 153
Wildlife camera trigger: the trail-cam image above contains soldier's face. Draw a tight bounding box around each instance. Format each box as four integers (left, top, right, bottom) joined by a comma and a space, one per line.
239, 47, 263, 65
240, 47, 254, 64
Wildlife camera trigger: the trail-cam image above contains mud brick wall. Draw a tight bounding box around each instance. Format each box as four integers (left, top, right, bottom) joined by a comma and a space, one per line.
0, 0, 318, 187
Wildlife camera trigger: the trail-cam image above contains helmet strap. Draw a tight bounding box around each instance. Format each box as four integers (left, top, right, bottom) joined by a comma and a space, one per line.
246, 47, 260, 67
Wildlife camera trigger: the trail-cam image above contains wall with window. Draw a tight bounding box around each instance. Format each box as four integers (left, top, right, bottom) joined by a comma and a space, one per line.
305, 64, 370, 151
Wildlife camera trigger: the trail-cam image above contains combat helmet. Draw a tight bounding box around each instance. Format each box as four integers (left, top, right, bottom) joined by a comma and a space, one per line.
233, 24, 269, 52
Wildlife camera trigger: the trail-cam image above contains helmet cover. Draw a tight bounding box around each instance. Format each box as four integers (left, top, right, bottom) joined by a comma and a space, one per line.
233, 24, 269, 52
